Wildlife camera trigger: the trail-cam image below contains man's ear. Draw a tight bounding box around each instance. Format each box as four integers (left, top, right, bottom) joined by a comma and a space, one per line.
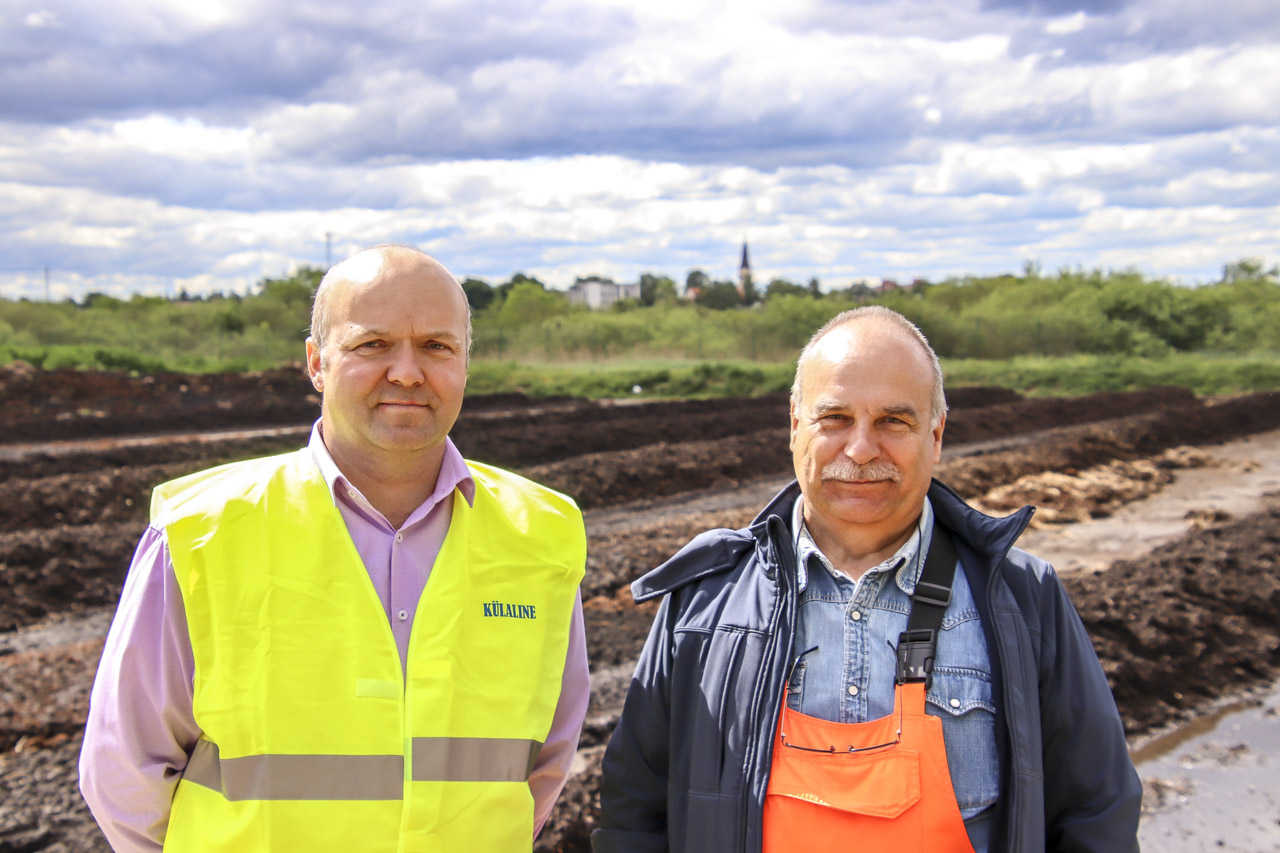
305, 338, 324, 393
931, 413, 946, 463
789, 400, 800, 452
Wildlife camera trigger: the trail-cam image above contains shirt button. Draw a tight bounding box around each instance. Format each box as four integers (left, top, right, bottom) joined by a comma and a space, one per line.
397, 609, 408, 621
850, 610, 862, 622
395, 532, 403, 543
847, 685, 859, 696
950, 698, 961, 708
347, 489, 357, 499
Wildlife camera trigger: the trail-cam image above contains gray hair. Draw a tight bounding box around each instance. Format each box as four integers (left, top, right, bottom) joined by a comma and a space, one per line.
309, 244, 473, 358
791, 306, 947, 429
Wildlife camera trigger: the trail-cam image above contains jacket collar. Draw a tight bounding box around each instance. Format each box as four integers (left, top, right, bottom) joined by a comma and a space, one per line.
927, 478, 1035, 559
750, 481, 802, 538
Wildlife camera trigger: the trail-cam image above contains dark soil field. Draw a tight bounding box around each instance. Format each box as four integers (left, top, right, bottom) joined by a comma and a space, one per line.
1, 365, 1278, 852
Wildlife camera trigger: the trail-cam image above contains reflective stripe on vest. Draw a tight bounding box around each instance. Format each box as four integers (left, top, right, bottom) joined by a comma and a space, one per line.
156, 450, 584, 851
184, 737, 544, 801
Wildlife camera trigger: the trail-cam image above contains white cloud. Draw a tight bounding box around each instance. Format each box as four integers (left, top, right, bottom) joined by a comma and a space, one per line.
23, 10, 60, 27
111, 115, 257, 158
1045, 12, 1087, 35
0, 0, 1277, 299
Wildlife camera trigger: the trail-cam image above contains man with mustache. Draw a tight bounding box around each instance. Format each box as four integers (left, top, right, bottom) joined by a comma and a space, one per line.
594, 307, 1140, 852
81, 246, 589, 851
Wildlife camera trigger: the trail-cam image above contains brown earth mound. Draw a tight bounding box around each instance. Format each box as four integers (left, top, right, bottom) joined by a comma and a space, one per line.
1069, 498, 1280, 735
0, 364, 320, 442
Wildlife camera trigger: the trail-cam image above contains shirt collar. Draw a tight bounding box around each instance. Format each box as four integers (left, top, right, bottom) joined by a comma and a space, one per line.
791, 493, 934, 595
307, 420, 476, 517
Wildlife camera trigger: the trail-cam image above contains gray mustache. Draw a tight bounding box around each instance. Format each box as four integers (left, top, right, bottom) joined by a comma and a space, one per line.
820, 460, 903, 483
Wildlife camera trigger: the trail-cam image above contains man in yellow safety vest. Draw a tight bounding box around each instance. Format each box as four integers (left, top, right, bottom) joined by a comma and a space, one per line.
81, 245, 589, 852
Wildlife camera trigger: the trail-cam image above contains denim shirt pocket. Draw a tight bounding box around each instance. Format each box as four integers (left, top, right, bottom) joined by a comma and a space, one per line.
927, 665, 1000, 819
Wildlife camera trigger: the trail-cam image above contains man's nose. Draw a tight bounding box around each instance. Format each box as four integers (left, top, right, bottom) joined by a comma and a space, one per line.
385, 343, 426, 385
843, 422, 880, 465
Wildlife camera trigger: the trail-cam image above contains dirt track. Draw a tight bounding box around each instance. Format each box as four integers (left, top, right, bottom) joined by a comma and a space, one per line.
0, 365, 1278, 852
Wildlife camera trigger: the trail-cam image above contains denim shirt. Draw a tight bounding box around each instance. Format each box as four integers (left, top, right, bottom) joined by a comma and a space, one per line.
790, 497, 998, 851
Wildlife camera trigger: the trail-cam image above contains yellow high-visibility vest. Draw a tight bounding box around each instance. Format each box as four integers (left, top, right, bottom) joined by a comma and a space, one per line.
151, 449, 585, 852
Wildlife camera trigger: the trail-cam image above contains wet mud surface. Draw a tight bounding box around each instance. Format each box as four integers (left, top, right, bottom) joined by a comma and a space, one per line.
0, 364, 1277, 851
1134, 681, 1280, 852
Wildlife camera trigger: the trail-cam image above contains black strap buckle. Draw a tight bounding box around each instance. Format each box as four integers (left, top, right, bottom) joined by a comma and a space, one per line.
912, 581, 952, 609
895, 629, 937, 688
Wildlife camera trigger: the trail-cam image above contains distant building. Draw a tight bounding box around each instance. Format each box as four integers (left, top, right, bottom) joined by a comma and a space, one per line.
872, 277, 928, 296
738, 241, 751, 298
567, 276, 641, 310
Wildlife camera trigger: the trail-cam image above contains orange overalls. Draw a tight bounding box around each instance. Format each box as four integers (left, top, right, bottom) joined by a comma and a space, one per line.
763, 527, 975, 853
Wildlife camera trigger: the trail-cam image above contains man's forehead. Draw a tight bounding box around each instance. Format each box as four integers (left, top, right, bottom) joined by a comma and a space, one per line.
333, 251, 387, 285
799, 324, 931, 405
804, 320, 925, 376
811, 326, 861, 363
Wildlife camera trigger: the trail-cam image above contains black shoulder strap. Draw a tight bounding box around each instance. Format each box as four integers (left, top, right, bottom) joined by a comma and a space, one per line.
895, 523, 957, 688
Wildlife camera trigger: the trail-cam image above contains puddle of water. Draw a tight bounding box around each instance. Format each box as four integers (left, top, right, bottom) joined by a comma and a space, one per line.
1135, 681, 1280, 852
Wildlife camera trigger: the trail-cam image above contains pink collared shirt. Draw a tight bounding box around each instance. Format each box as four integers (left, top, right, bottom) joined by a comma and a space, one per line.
79, 426, 589, 851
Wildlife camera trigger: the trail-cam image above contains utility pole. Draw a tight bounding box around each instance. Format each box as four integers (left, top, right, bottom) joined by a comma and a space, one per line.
44, 266, 50, 302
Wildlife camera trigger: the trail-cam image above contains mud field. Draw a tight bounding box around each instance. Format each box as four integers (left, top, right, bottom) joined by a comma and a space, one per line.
1, 364, 1278, 851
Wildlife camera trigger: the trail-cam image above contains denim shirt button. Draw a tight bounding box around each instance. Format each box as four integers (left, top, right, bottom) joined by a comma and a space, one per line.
847, 684, 859, 696
850, 610, 862, 621
950, 698, 961, 708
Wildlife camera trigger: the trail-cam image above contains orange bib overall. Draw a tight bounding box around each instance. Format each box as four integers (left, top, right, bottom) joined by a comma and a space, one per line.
762, 680, 975, 853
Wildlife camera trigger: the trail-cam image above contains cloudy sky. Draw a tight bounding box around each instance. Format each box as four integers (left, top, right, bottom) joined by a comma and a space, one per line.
2, 0, 1277, 299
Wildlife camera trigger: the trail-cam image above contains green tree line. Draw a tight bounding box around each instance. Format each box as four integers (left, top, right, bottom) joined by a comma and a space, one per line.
2, 260, 1277, 378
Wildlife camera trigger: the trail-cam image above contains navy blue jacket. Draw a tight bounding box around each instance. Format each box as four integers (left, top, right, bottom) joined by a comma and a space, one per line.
593, 479, 1141, 853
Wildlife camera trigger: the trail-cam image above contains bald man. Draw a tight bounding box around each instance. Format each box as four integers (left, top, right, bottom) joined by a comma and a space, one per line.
81, 246, 590, 852
595, 307, 1140, 853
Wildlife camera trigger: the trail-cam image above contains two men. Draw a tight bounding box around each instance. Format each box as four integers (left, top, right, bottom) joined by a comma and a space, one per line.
594, 307, 1141, 851
80, 246, 589, 851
